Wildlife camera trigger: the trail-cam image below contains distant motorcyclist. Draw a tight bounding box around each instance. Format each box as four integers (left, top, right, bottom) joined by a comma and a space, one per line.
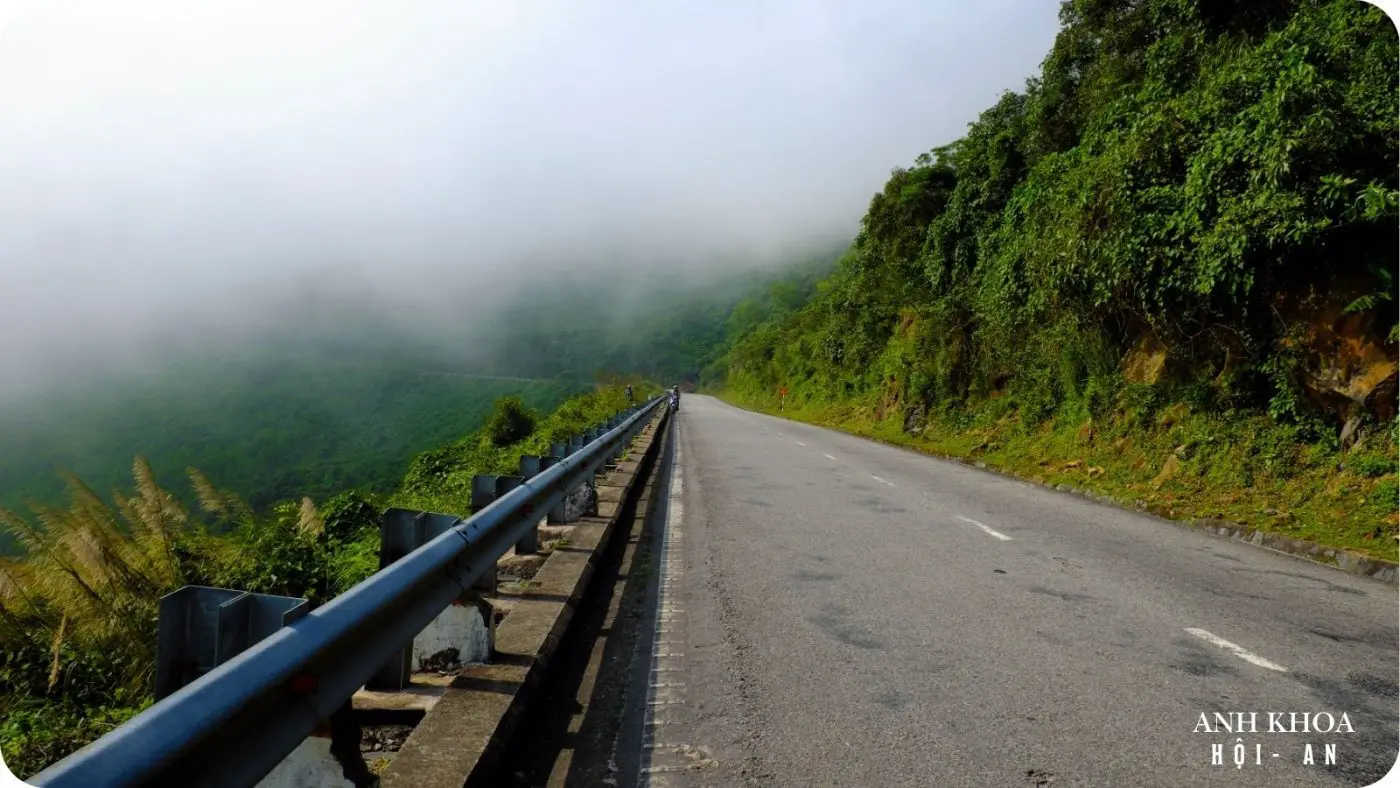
668, 386, 679, 413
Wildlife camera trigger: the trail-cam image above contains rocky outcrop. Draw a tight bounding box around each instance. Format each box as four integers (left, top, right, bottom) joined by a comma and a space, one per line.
1123, 335, 1169, 385
902, 405, 926, 434
1283, 292, 1398, 442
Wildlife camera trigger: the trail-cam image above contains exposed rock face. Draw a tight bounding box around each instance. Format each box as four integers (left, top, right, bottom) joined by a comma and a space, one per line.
564, 481, 597, 521
1288, 300, 1397, 428
1120, 286, 1396, 436
903, 405, 925, 434
1152, 455, 1181, 490
1123, 335, 1169, 385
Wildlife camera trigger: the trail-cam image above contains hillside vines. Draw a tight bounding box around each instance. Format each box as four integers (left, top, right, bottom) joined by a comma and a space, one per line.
713, 0, 1398, 554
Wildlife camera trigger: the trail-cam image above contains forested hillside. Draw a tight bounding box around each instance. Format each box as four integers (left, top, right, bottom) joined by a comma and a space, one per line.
472, 252, 842, 385
0, 354, 578, 525
706, 0, 1398, 556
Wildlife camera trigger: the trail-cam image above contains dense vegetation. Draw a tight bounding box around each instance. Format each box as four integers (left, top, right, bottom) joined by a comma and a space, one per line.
707, 0, 1398, 555
0, 384, 645, 777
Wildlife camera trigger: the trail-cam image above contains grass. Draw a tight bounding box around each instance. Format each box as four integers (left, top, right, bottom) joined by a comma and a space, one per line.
719, 389, 1398, 563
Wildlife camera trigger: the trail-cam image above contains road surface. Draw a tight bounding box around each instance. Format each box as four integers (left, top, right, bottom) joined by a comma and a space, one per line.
616, 394, 1398, 787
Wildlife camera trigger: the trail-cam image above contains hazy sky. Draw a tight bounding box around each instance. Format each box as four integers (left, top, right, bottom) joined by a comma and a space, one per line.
0, 0, 1062, 393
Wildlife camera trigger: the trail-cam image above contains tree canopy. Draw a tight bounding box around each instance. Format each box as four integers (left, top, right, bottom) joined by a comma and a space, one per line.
721, 0, 1397, 437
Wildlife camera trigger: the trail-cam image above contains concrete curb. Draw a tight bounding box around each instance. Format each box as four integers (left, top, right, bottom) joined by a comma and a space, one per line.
724, 398, 1399, 587
380, 409, 671, 788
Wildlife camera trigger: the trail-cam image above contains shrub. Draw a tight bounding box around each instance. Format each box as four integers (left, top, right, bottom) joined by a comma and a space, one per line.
485, 396, 538, 447
1348, 454, 1396, 479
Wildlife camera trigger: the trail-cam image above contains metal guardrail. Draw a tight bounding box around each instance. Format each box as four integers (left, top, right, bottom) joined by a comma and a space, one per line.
29, 395, 666, 788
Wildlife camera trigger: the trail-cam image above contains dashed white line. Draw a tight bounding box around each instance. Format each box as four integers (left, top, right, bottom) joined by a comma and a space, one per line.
956, 515, 1013, 541
871, 475, 896, 487
795, 440, 807, 446
1184, 628, 1288, 672
822, 453, 838, 461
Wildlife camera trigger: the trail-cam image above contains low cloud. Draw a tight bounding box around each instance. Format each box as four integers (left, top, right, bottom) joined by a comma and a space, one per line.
0, 0, 1060, 395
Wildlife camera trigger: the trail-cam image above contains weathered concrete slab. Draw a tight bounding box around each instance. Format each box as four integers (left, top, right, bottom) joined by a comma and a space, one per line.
256, 736, 353, 788
353, 674, 453, 714
380, 414, 667, 788
412, 600, 492, 670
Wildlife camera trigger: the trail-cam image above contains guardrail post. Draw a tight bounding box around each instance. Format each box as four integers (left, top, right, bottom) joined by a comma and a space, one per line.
546, 443, 571, 524
583, 429, 604, 475
469, 476, 500, 594
155, 586, 309, 701
496, 474, 533, 554
370, 508, 494, 692
607, 417, 626, 463
517, 456, 546, 554
539, 455, 564, 524
155, 588, 375, 788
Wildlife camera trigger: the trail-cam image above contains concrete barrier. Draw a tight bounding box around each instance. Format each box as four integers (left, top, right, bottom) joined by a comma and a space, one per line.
377, 408, 670, 788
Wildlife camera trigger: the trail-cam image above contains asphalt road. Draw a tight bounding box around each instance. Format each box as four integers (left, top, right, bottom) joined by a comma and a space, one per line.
624, 394, 1398, 788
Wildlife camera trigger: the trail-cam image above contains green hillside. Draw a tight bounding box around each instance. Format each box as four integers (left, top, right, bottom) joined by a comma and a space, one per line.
701, 0, 1398, 559
0, 357, 578, 525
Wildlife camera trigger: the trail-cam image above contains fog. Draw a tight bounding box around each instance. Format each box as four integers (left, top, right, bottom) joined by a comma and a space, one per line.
0, 0, 1061, 397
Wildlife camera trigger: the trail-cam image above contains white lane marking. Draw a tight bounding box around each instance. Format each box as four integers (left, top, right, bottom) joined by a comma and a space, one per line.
956, 515, 1012, 541
795, 440, 807, 446
871, 475, 896, 487
822, 453, 838, 461
1184, 628, 1288, 672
